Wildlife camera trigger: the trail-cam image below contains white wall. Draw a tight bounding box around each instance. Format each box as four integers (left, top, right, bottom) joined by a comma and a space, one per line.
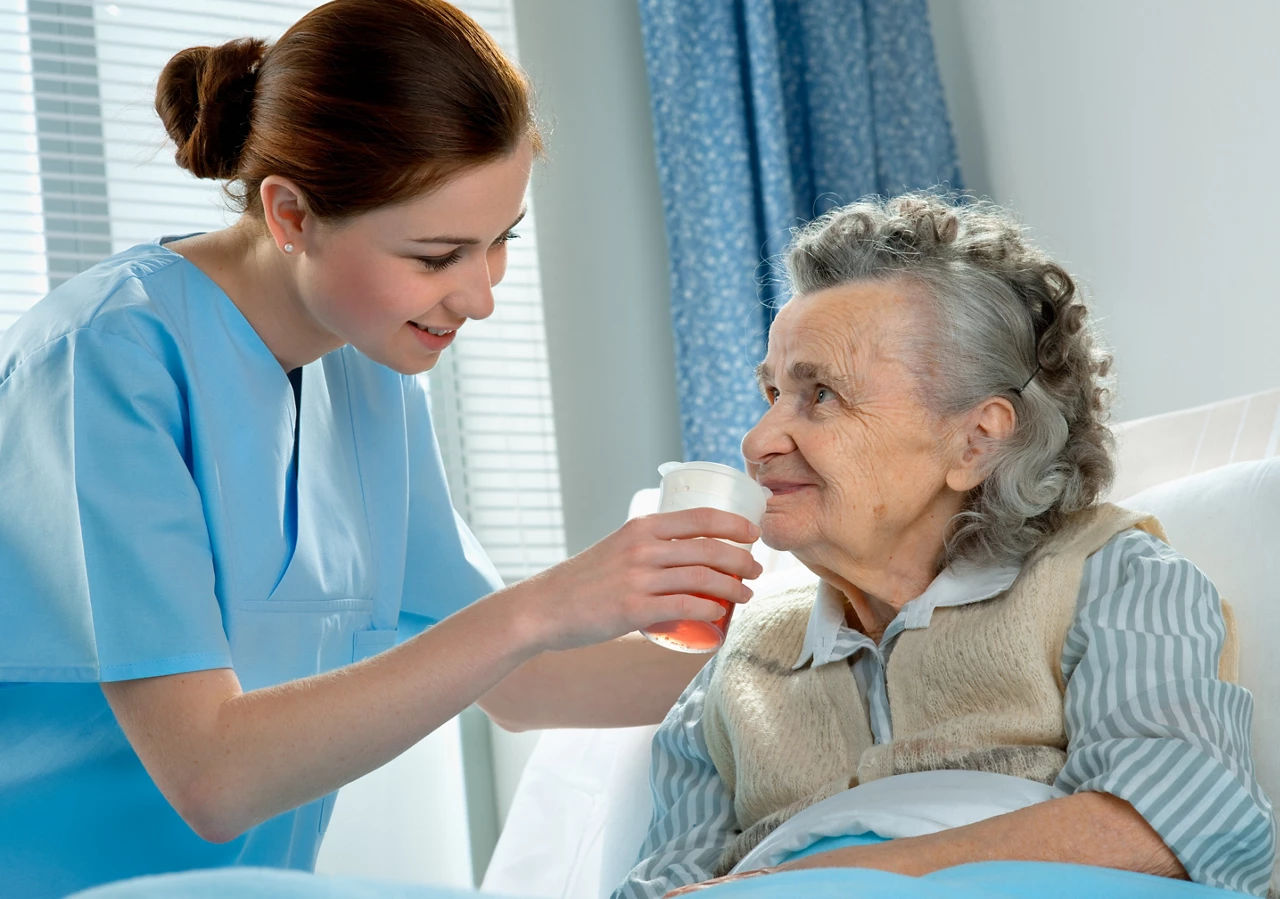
488, 0, 683, 829
927, 0, 1280, 421
512, 0, 684, 559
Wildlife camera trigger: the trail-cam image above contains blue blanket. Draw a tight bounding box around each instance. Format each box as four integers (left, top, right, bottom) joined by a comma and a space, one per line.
694, 864, 1247, 897
68, 861, 1248, 898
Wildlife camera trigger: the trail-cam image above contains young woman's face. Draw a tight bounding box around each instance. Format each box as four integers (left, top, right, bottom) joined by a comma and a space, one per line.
295, 141, 534, 374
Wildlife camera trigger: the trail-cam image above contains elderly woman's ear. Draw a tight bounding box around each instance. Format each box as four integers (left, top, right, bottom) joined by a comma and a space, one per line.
944, 396, 1017, 493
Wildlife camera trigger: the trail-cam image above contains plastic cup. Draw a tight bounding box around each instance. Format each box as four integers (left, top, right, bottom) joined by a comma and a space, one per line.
640, 461, 771, 653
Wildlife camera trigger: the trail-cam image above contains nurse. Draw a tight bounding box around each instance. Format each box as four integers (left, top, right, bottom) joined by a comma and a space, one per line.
0, 1, 761, 896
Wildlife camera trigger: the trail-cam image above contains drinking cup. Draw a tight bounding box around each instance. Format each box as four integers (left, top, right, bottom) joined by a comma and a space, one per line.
640, 461, 771, 653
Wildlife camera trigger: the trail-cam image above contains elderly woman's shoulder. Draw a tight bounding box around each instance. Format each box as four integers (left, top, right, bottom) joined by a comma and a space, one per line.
1071, 515, 1238, 679
1080, 517, 1223, 618
1093, 508, 1208, 576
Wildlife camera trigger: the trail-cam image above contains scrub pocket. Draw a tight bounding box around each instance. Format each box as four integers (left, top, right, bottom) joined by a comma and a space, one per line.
227, 604, 399, 836
228, 598, 376, 691
353, 627, 398, 662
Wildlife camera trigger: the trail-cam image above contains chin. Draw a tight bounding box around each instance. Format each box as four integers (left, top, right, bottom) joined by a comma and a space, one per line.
760, 520, 802, 553
380, 353, 440, 376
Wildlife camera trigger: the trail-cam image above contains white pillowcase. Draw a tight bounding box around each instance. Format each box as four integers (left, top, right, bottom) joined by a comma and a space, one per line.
1120, 456, 1280, 895
481, 724, 660, 899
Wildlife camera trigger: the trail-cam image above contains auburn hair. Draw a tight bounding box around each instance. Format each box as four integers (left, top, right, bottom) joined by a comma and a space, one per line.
155, 0, 540, 219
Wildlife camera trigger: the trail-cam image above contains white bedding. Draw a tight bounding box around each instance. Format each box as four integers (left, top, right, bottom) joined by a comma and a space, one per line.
731, 769, 1066, 873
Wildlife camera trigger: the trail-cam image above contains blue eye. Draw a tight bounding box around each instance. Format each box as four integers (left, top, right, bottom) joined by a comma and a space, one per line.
418, 252, 461, 272
495, 230, 520, 246
815, 386, 832, 403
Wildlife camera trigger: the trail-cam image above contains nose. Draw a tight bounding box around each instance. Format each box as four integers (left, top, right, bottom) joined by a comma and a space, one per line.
741, 401, 795, 467
446, 255, 497, 321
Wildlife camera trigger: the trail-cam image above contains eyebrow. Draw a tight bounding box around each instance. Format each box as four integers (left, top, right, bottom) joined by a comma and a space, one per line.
755, 360, 850, 389
409, 208, 527, 246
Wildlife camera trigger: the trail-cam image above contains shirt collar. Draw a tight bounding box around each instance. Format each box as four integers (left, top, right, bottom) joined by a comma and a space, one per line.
792, 560, 1021, 670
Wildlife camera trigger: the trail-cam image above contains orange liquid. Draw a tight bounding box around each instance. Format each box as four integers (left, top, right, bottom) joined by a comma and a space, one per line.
643, 596, 735, 653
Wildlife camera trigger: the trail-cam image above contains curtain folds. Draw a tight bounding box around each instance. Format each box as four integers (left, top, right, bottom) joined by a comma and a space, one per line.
638, 0, 962, 466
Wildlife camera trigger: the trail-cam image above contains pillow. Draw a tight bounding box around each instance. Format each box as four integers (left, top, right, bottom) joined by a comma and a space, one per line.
481, 724, 660, 899
1119, 458, 1279, 801
1120, 456, 1280, 894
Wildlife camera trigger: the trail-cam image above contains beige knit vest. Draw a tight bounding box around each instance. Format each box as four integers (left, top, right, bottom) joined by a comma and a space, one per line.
702, 504, 1238, 874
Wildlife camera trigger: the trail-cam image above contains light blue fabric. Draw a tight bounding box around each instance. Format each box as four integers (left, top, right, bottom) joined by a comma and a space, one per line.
65, 867, 518, 899
636, 0, 963, 465
0, 242, 503, 898
681, 864, 1249, 898
783, 831, 885, 861
63, 862, 1250, 899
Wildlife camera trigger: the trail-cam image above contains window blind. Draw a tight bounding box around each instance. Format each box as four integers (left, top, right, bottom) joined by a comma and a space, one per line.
0, 0, 567, 585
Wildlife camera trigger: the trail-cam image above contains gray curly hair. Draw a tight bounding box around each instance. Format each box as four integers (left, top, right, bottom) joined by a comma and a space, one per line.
782, 192, 1115, 566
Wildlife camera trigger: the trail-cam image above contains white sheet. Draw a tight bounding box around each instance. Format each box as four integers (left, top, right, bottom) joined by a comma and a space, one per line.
731, 770, 1066, 873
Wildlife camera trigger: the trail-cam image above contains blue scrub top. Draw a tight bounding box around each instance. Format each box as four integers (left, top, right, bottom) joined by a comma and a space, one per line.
0, 242, 504, 897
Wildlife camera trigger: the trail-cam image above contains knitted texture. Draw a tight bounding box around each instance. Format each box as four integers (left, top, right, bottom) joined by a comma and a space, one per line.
701, 504, 1213, 874
703, 582, 873, 872
856, 505, 1161, 785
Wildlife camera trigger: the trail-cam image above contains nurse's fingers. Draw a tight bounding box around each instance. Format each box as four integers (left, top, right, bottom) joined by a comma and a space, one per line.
643, 593, 736, 624
644, 565, 754, 607
640, 534, 764, 582
512, 510, 763, 653
643, 507, 761, 546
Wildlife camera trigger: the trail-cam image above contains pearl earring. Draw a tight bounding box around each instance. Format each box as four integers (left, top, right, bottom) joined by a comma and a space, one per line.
283, 242, 294, 254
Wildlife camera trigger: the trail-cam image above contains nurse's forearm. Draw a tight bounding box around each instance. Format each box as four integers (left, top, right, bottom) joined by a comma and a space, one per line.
102, 583, 550, 843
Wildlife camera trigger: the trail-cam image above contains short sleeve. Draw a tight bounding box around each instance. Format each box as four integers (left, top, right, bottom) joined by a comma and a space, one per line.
612, 658, 739, 899
397, 372, 503, 639
1058, 528, 1275, 896
0, 330, 231, 682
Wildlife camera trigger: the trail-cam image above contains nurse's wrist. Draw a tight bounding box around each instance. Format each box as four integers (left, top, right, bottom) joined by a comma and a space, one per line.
484, 580, 557, 657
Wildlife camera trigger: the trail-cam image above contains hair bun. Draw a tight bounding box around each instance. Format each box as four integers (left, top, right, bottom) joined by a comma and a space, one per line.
155, 37, 267, 180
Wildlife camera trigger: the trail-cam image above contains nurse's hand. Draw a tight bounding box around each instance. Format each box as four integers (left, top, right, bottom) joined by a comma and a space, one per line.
509, 507, 763, 653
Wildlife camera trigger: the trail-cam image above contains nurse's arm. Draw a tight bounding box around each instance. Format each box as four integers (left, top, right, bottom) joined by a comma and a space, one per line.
101, 587, 545, 843
477, 633, 710, 730
101, 507, 759, 843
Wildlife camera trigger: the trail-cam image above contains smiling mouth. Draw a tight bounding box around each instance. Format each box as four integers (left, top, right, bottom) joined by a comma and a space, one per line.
766, 485, 810, 495
410, 322, 457, 336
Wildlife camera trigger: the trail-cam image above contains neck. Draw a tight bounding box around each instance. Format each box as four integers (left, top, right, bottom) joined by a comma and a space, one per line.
799, 503, 960, 642
166, 219, 340, 371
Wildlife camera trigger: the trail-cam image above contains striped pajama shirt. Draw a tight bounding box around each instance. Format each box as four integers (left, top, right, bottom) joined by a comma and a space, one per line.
612, 529, 1275, 898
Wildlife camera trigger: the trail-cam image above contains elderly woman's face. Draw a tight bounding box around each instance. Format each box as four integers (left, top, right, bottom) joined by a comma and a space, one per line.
742, 280, 969, 571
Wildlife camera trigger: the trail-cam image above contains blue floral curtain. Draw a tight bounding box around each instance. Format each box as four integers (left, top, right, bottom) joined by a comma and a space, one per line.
638, 0, 962, 466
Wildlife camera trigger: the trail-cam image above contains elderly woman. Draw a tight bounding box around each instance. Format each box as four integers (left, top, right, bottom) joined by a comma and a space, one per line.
613, 194, 1274, 899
